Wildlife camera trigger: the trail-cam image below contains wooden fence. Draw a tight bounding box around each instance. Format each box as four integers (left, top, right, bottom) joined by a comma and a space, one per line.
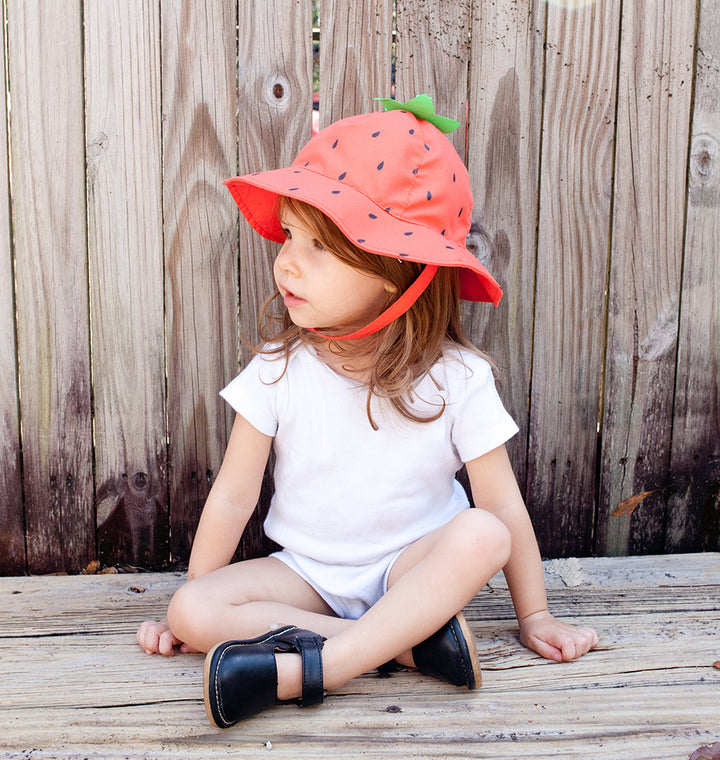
1, 0, 718, 575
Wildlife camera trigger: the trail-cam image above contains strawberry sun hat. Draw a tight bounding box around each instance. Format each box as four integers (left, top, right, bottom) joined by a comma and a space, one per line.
224, 95, 503, 340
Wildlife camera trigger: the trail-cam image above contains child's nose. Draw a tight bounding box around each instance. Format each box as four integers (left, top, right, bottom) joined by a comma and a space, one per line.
275, 241, 300, 275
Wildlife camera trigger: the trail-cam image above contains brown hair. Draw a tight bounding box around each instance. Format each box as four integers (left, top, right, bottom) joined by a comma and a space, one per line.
256, 197, 492, 429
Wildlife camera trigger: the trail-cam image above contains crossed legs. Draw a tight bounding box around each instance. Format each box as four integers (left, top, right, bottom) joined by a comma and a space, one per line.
167, 508, 511, 699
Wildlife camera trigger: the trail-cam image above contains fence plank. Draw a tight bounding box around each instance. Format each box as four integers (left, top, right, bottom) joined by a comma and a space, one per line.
464, 0, 546, 494
235, 0, 314, 559
161, 0, 240, 563
85, 1, 167, 569
7, 0, 94, 574
597, 0, 696, 555
394, 0, 470, 157
0, 22, 24, 575
319, 0, 393, 127
527, 0, 621, 557
666, 0, 720, 552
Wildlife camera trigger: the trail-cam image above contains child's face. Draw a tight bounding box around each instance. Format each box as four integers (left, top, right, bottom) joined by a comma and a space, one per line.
275, 208, 395, 334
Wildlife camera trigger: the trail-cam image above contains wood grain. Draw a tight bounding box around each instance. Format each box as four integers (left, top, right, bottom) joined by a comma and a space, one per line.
666, 0, 720, 552
6, 0, 94, 574
527, 0, 621, 556
319, 0, 393, 127
161, 0, 240, 563
464, 0, 546, 491
394, 0, 471, 156
1, 555, 718, 759
84, 0, 168, 568
0, 18, 24, 574
598, 0, 697, 555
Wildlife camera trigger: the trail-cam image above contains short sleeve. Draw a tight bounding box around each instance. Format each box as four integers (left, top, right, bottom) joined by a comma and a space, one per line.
219, 352, 285, 437
448, 353, 519, 462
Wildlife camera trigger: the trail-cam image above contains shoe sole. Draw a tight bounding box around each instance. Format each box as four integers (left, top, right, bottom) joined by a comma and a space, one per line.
454, 612, 482, 689
204, 641, 224, 728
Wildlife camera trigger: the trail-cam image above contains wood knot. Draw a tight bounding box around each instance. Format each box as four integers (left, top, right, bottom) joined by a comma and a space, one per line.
86, 131, 109, 184
690, 133, 719, 189
264, 74, 290, 108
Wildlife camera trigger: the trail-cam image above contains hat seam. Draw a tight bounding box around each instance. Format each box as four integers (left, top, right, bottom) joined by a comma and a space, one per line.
399, 118, 435, 216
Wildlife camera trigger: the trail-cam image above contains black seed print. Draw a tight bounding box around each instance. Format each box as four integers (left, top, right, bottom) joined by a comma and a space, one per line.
358, 239, 366, 243
377, 161, 384, 170
399, 253, 409, 257
338, 172, 347, 180
331, 190, 341, 194
409, 129, 415, 134
404, 231, 413, 236
427, 191, 432, 200
446, 246, 455, 250
369, 213, 378, 219
293, 170, 301, 174
385, 207, 391, 212
441, 229, 446, 236
288, 187, 299, 191
453, 173, 456, 182
412, 168, 419, 175
332, 139, 339, 148
372, 131, 381, 137
424, 144, 430, 151
458, 208, 463, 217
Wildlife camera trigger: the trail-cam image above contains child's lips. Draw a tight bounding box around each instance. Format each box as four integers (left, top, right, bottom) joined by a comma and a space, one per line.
280, 286, 306, 308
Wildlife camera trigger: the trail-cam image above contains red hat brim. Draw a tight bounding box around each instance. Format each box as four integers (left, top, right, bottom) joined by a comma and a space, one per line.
225, 169, 502, 305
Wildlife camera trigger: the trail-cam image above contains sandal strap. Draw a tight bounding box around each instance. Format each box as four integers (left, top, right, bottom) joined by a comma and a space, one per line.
292, 632, 325, 706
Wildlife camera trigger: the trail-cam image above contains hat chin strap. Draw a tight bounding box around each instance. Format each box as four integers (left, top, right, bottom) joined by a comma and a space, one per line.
309, 264, 438, 341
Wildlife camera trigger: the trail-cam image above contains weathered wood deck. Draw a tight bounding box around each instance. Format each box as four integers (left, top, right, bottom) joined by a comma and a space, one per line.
1, 554, 718, 759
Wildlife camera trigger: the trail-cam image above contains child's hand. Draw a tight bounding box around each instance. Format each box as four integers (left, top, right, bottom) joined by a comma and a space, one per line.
518, 610, 598, 662
136, 619, 200, 657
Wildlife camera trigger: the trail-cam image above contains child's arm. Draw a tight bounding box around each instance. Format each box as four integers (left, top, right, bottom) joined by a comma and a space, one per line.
465, 444, 598, 662
186, 414, 273, 580
137, 414, 272, 655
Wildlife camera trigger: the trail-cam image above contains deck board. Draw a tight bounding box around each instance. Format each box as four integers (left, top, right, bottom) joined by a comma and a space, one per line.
1, 554, 719, 759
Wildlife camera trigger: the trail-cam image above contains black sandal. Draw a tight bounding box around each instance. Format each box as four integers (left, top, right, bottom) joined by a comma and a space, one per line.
204, 625, 326, 728
412, 612, 482, 690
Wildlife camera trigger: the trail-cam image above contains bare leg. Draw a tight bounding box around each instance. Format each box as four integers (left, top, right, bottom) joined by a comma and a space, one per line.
167, 557, 354, 651
275, 508, 511, 699
172, 509, 510, 703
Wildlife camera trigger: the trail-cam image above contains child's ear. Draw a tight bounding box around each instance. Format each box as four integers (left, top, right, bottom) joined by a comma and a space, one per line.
384, 281, 398, 294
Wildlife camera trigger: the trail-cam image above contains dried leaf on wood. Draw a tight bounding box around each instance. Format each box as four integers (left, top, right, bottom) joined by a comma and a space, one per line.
689, 743, 720, 760
612, 490, 655, 517
82, 560, 101, 575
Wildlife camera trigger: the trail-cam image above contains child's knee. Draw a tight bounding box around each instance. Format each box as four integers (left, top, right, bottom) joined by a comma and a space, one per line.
449, 509, 512, 568
167, 581, 203, 641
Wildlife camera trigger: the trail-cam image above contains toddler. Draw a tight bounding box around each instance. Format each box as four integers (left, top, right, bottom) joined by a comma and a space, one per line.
137, 95, 598, 728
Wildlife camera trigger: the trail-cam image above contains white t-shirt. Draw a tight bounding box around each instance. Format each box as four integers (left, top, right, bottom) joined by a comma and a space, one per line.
220, 343, 518, 567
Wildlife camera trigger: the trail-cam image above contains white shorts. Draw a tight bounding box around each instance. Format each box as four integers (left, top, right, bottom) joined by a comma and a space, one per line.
271, 547, 407, 620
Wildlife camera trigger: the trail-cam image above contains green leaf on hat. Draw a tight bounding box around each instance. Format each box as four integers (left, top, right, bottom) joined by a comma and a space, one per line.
374, 94, 460, 134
